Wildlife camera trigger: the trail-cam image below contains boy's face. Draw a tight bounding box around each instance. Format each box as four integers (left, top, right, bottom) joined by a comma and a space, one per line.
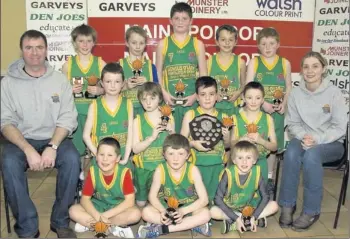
258, 36, 280, 58
96, 144, 121, 175
101, 72, 124, 96
233, 150, 257, 174
126, 32, 146, 58
164, 147, 190, 171
216, 30, 237, 54
170, 12, 192, 34
74, 35, 95, 55
140, 93, 161, 112
196, 85, 217, 110
243, 88, 264, 112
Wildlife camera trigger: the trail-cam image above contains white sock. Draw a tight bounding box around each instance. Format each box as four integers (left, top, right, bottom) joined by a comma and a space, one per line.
268, 172, 273, 179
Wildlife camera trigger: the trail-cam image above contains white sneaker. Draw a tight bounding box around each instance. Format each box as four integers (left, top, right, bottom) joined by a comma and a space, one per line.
109, 226, 134, 238
74, 223, 90, 233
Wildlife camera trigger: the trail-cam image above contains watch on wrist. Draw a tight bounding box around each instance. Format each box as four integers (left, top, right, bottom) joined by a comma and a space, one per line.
46, 143, 58, 150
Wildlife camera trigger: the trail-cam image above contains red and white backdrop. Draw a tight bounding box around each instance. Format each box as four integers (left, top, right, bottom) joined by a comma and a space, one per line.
87, 0, 315, 85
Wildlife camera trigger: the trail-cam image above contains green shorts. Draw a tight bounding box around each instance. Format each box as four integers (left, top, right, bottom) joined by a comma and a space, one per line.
197, 164, 224, 203
134, 167, 154, 201
173, 102, 198, 133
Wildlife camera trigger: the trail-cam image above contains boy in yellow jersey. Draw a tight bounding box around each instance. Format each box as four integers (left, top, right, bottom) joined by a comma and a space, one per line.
181, 76, 232, 202
132, 82, 175, 207
83, 63, 133, 169
246, 28, 292, 194
138, 134, 211, 238
211, 141, 278, 234
156, 2, 207, 133
69, 137, 141, 237
120, 26, 159, 117
62, 24, 106, 157
208, 25, 246, 115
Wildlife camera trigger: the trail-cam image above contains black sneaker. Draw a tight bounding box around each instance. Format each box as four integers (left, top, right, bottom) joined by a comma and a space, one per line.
19, 231, 40, 238
279, 205, 296, 228
50, 226, 77, 238
292, 214, 320, 232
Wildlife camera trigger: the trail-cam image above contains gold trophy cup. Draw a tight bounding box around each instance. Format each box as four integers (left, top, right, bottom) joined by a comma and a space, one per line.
247, 123, 258, 134
273, 88, 284, 105
72, 77, 84, 98
132, 58, 143, 77
160, 104, 172, 127
241, 206, 254, 231
165, 196, 182, 225
85, 75, 99, 99
220, 76, 231, 100
175, 80, 186, 105
222, 117, 234, 131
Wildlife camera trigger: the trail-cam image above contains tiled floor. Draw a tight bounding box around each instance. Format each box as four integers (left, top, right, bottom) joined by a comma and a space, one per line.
1, 165, 349, 238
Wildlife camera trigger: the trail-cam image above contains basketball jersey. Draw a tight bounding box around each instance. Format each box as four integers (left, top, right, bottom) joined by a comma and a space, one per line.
253, 56, 287, 104
233, 111, 272, 159
208, 54, 242, 109
158, 162, 198, 208
90, 160, 129, 212
119, 57, 153, 109
133, 113, 173, 171
188, 107, 227, 166
67, 55, 102, 115
222, 165, 261, 210
91, 96, 132, 157
162, 35, 199, 98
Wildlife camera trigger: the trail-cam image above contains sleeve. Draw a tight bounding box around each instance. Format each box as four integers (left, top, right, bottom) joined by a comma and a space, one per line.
57, 77, 78, 135
122, 170, 135, 195
313, 90, 348, 144
82, 171, 94, 196
214, 171, 240, 222
252, 174, 270, 219
152, 64, 159, 84
0, 78, 19, 130
286, 91, 307, 140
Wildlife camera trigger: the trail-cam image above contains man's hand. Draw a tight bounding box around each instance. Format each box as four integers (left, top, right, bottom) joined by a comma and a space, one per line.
183, 94, 197, 107
41, 147, 57, 169
24, 147, 43, 171
302, 134, 315, 149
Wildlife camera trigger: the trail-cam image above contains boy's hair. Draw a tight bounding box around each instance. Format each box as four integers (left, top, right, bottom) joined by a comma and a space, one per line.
231, 141, 259, 162
170, 2, 192, 19
215, 25, 238, 41
257, 27, 280, 44
301, 51, 328, 78
101, 63, 125, 81
137, 82, 164, 104
97, 137, 121, 156
20, 30, 47, 49
71, 24, 97, 43
163, 134, 190, 154
195, 76, 218, 94
125, 26, 148, 42
242, 81, 265, 97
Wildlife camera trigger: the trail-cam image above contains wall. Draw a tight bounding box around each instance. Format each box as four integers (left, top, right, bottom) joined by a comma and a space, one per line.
1, 0, 26, 75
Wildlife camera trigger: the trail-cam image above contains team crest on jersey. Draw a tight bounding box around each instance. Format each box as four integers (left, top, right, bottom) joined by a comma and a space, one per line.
322, 104, 330, 113
256, 73, 263, 81
277, 73, 285, 82
188, 52, 195, 62
100, 123, 108, 133
186, 185, 195, 196
51, 93, 60, 103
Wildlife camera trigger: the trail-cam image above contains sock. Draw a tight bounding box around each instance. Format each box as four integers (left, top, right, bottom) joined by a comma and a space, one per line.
160, 225, 169, 234
268, 172, 273, 179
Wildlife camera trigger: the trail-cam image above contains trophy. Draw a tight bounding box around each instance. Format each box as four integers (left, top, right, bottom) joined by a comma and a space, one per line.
189, 114, 223, 149
241, 206, 254, 231
72, 77, 84, 98
273, 88, 284, 105
220, 76, 231, 100
174, 80, 187, 105
165, 196, 183, 225
85, 75, 99, 99
160, 104, 172, 127
131, 58, 143, 77
222, 117, 234, 131
246, 123, 258, 134
91, 217, 111, 238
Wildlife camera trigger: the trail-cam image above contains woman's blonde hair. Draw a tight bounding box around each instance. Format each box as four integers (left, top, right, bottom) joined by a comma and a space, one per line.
300, 51, 328, 78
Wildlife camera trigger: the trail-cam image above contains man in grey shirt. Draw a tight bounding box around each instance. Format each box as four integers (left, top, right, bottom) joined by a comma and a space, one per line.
1, 30, 80, 238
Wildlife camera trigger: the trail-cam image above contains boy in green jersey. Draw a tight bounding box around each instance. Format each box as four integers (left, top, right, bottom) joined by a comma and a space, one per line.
83, 63, 133, 168
181, 76, 232, 202
62, 24, 106, 156
246, 28, 292, 192
120, 26, 159, 117
210, 141, 278, 234
138, 134, 211, 238
69, 137, 141, 237
208, 25, 246, 115
156, 2, 207, 133
132, 82, 175, 207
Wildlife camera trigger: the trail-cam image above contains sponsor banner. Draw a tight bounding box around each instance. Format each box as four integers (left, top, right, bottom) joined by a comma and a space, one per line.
88, 0, 315, 22
312, 0, 349, 109
26, 0, 87, 70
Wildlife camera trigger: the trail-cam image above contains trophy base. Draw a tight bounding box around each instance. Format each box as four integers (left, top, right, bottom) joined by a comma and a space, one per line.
85, 92, 98, 99
242, 216, 252, 231
74, 93, 84, 98
222, 96, 229, 101
161, 116, 170, 127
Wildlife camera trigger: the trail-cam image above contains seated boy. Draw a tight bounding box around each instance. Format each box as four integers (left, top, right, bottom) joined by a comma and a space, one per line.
138, 134, 211, 238
69, 137, 141, 237
210, 141, 278, 234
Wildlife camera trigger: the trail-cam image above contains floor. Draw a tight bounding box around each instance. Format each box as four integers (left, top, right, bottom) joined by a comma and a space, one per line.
1, 164, 349, 238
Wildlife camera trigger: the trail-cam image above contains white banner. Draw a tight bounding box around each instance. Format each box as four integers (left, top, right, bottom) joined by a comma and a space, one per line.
26, 0, 87, 71
312, 0, 349, 108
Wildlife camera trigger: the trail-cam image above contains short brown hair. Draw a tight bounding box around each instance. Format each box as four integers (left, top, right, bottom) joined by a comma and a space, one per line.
137, 82, 163, 105
97, 137, 121, 156
163, 134, 190, 154
125, 26, 148, 42
101, 63, 125, 82
231, 141, 259, 162
257, 27, 280, 44
71, 24, 97, 43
